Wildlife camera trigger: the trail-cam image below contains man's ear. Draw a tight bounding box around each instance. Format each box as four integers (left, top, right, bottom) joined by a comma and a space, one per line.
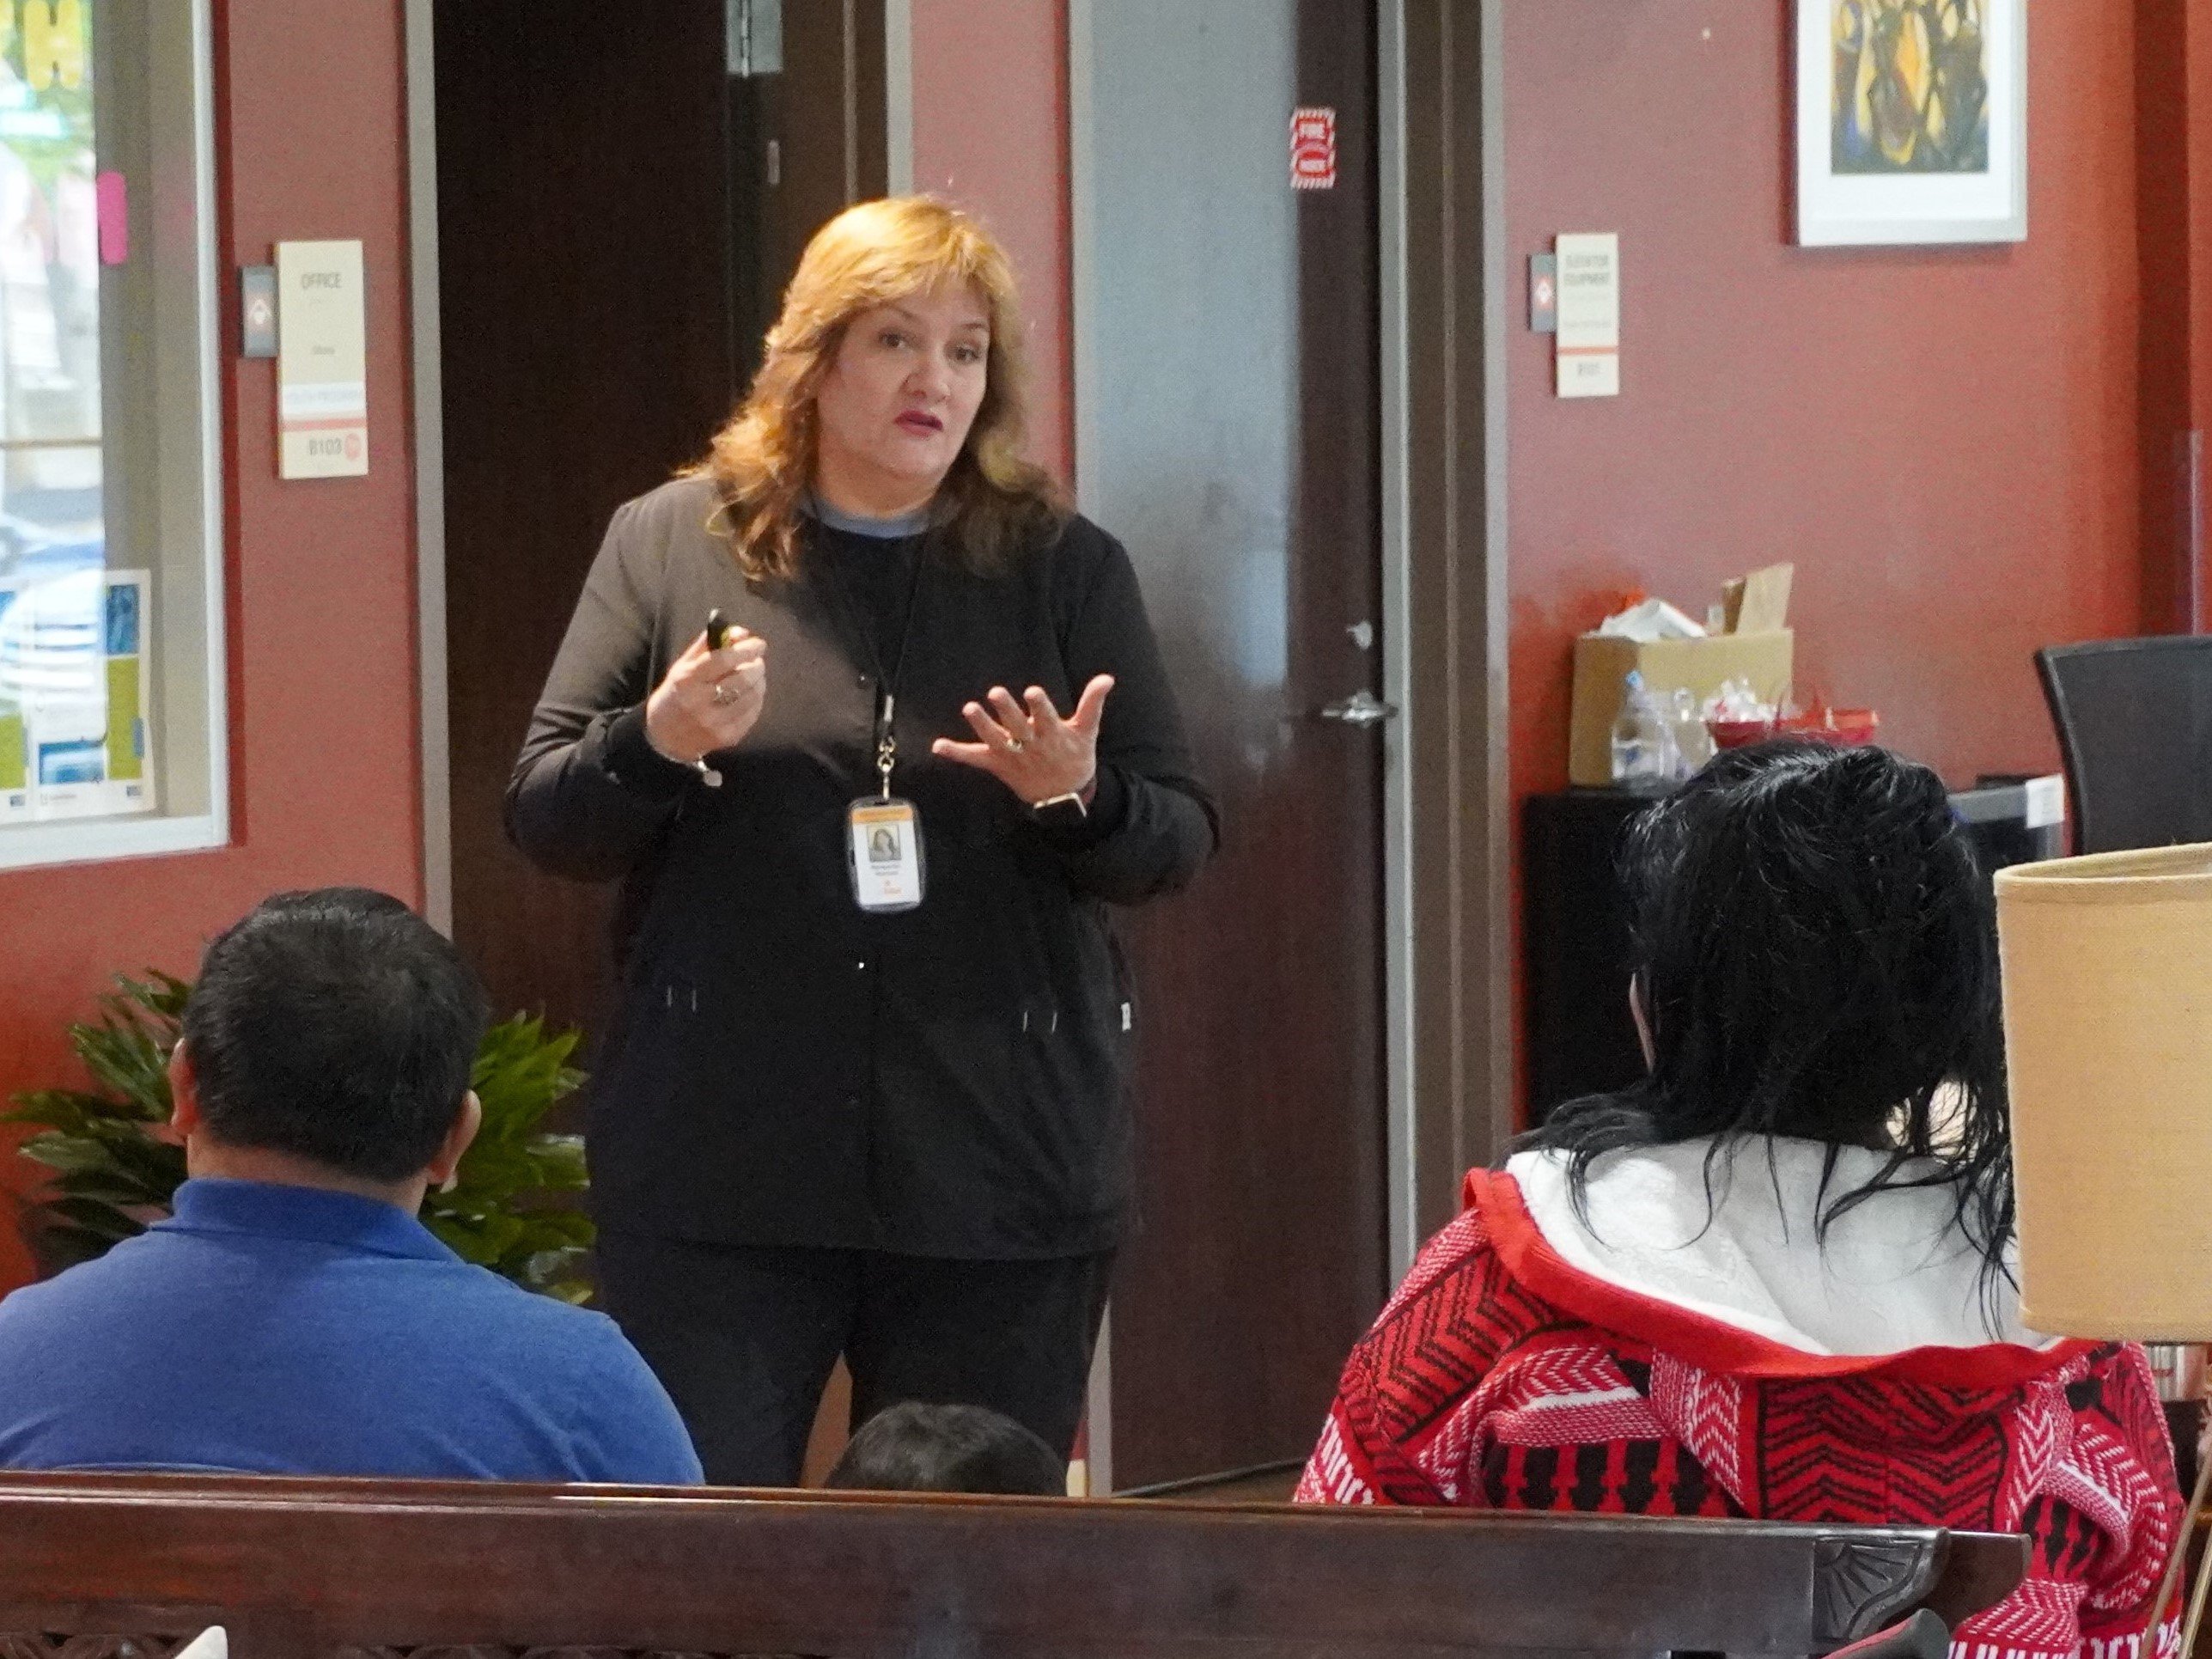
167, 1040, 203, 1140
425, 1090, 484, 1192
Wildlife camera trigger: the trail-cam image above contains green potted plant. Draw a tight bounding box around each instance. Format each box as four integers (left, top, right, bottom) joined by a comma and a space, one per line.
3, 973, 595, 1302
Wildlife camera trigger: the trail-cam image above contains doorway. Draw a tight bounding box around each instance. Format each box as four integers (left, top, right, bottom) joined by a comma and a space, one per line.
434, 0, 885, 1042
1071, 0, 1390, 1491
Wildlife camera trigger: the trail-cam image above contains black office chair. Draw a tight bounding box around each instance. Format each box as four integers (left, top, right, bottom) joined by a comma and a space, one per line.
2035, 637, 2212, 853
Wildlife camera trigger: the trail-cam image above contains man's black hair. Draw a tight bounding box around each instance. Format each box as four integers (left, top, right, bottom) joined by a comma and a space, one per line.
825, 1400, 1066, 1496
181, 887, 489, 1183
1517, 739, 2014, 1299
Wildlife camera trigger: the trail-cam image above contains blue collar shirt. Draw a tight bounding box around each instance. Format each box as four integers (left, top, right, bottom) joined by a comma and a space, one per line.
0, 1178, 702, 1483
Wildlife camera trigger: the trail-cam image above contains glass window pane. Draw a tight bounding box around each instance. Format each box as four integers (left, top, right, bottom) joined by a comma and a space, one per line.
0, 0, 222, 868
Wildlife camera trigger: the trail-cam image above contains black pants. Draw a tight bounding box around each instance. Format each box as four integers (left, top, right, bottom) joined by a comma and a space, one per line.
594, 1233, 1115, 1488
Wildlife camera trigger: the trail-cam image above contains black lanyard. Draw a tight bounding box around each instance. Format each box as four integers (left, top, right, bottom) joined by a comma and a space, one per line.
820, 534, 929, 801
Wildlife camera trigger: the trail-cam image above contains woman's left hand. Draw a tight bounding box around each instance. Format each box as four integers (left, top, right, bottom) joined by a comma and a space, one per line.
933, 676, 1115, 807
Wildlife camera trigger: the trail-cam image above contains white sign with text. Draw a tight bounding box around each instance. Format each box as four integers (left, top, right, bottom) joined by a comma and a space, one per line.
1555, 232, 1620, 400
277, 240, 368, 479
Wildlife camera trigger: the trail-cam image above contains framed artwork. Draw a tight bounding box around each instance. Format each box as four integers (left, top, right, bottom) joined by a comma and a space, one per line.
1796, 0, 2026, 247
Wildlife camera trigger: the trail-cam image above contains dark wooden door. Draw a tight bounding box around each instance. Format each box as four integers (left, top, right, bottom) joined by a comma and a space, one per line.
437, 0, 882, 1037
1077, 0, 1387, 1487
728, 3, 887, 390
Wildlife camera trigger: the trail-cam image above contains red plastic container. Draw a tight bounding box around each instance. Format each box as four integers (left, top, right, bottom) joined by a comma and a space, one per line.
1707, 717, 1776, 751
1780, 708, 1880, 747
1707, 707, 1880, 752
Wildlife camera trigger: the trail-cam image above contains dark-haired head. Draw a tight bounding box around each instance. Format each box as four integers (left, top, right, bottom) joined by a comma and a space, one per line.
1518, 740, 2013, 1287
825, 1400, 1066, 1496
178, 887, 489, 1187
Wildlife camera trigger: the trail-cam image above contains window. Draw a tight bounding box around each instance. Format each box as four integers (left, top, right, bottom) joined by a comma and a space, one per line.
0, 0, 222, 871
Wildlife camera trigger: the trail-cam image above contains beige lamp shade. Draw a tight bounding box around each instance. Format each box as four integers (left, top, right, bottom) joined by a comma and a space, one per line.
1995, 844, 2212, 1340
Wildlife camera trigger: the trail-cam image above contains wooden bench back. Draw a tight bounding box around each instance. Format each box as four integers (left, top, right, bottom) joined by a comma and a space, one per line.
0, 1473, 2026, 1659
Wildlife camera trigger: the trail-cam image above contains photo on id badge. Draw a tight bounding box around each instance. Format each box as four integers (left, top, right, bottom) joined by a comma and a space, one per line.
848, 798, 924, 912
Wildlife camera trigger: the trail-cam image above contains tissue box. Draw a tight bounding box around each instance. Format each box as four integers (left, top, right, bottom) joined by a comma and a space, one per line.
1567, 630, 1795, 787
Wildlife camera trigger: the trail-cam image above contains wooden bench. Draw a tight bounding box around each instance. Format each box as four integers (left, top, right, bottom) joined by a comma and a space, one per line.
0, 1472, 2026, 1659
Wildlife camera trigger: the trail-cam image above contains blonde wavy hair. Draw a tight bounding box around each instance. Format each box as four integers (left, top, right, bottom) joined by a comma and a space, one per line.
692, 196, 1066, 582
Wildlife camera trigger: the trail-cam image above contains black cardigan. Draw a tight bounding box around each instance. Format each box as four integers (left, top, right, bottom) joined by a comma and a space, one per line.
508, 477, 1218, 1257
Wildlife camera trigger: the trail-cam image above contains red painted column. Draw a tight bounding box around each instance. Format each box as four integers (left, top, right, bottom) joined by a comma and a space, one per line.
2193, 0, 2212, 634
2139, 0, 2212, 632
910, 0, 1073, 485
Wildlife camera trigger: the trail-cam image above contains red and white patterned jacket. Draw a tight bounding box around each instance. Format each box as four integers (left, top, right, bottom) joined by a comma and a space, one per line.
1298, 1144, 2182, 1659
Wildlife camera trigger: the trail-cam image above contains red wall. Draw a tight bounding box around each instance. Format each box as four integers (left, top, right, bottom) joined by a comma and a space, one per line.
1506, 2, 2145, 804
0, 0, 424, 1284
911, 0, 1073, 483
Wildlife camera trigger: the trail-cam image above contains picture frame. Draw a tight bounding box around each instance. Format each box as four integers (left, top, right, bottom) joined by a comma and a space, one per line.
1796, 0, 2027, 247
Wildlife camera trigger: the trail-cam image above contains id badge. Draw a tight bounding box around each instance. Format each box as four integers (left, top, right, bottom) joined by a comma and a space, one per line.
848, 797, 926, 912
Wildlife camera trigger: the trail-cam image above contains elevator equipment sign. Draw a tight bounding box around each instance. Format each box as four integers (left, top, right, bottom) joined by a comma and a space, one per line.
276, 240, 369, 479
1291, 107, 1337, 190
1554, 232, 1621, 400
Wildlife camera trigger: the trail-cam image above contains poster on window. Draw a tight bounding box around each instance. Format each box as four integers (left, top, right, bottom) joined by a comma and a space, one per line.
0, 568, 153, 822
1797, 1, 2027, 247
0, 579, 24, 825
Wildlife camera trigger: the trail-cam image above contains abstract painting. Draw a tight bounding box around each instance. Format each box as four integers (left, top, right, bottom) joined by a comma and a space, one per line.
1797, 0, 2026, 246
1832, 1, 1989, 174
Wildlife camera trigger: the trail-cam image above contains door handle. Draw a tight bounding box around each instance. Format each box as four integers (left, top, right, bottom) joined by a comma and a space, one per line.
1318, 689, 1400, 727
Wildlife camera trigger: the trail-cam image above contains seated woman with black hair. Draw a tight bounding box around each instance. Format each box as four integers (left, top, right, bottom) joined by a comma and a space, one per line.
1300, 741, 2180, 1659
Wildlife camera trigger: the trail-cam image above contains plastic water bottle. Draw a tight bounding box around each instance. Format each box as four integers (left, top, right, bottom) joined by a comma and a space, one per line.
1667, 686, 1713, 778
1609, 670, 1675, 785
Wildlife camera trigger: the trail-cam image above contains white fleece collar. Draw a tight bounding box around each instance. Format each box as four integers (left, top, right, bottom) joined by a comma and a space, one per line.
1505, 1137, 2053, 1357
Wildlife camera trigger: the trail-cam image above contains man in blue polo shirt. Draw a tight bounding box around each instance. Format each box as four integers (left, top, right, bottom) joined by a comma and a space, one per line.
0, 887, 702, 1484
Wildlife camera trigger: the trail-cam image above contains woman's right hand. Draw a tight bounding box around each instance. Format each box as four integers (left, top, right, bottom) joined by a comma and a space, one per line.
645, 627, 768, 765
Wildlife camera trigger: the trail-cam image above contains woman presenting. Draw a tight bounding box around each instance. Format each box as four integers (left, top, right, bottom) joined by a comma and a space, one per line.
509, 198, 1217, 1486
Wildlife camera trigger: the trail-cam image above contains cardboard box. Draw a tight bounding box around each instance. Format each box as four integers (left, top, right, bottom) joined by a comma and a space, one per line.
1567, 630, 1795, 787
